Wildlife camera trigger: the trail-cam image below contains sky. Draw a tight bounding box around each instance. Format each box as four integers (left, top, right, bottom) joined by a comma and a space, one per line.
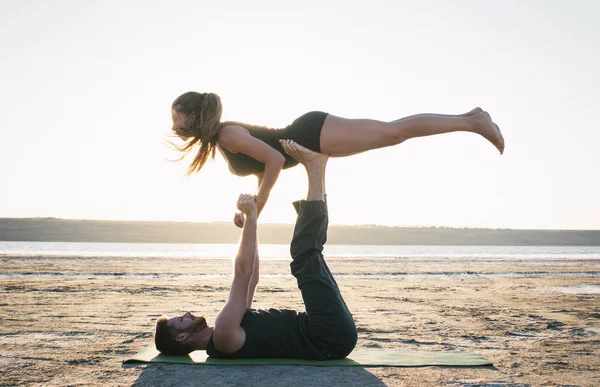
0, 0, 599, 229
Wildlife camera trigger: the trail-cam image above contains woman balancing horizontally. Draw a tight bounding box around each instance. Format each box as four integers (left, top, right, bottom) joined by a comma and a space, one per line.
170, 91, 504, 226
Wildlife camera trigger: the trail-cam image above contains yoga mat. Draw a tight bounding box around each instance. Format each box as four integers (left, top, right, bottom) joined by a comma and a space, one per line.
124, 346, 492, 367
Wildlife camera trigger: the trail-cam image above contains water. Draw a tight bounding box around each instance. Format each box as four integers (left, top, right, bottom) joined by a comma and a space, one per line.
551, 285, 600, 294
3, 272, 600, 280
2, 242, 599, 281
1, 241, 600, 260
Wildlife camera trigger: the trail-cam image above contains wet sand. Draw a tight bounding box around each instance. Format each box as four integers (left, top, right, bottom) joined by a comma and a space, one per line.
1, 255, 599, 386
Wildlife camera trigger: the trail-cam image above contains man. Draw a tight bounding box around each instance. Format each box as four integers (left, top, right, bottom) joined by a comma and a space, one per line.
154, 140, 357, 360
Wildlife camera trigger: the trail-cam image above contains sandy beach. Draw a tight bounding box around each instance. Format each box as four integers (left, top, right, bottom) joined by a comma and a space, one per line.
1, 255, 599, 386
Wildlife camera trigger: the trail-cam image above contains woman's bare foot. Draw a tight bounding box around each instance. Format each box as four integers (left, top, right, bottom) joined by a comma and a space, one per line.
472, 111, 505, 154
279, 139, 328, 168
460, 107, 483, 117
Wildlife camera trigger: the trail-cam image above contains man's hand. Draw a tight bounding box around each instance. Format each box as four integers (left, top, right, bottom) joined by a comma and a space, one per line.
233, 194, 257, 228
233, 212, 245, 228
236, 194, 258, 218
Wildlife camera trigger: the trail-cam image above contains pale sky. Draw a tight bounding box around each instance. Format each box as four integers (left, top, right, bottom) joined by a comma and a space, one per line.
1, 0, 599, 229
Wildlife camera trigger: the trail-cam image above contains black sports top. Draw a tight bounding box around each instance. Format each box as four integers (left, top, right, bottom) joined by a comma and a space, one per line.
219, 111, 328, 177
205, 307, 327, 360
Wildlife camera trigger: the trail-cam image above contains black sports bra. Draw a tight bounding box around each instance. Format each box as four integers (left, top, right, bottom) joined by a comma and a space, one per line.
218, 111, 328, 177
218, 122, 297, 176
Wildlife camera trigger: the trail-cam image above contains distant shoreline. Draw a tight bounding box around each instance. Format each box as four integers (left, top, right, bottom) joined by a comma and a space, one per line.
1, 218, 599, 246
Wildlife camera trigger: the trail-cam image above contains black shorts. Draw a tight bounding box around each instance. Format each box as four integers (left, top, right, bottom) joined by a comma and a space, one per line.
283, 111, 328, 153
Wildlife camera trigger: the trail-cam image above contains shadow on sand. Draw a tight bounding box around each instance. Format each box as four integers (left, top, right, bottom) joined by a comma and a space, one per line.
124, 362, 387, 387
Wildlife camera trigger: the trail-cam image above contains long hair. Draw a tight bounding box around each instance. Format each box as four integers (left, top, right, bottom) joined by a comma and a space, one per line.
170, 91, 223, 175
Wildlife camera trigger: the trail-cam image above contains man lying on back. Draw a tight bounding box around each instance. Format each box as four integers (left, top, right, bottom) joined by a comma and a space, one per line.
154, 140, 357, 359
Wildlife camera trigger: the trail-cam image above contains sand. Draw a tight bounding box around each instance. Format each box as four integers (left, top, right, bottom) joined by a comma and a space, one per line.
1, 255, 599, 386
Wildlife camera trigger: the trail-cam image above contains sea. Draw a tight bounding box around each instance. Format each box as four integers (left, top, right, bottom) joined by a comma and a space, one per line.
2, 242, 600, 284
1, 241, 600, 260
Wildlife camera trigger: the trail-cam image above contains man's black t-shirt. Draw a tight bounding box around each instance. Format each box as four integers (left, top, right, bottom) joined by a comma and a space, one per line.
206, 201, 357, 360
205, 307, 327, 360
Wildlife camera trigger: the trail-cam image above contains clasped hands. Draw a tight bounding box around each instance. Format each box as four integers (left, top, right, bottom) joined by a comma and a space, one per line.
234, 193, 262, 228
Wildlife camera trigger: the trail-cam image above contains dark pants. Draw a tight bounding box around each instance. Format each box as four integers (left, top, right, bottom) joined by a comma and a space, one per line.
290, 200, 357, 359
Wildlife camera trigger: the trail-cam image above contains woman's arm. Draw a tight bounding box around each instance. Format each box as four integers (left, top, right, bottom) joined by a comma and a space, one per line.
254, 158, 283, 214
219, 126, 285, 215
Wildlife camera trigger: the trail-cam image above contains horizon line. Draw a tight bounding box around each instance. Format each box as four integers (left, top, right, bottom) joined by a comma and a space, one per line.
1, 217, 599, 232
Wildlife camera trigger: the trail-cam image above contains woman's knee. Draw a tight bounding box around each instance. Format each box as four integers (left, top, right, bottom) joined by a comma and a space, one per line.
380, 122, 408, 145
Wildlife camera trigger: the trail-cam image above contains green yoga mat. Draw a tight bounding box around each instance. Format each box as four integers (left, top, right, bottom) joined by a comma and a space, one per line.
124, 346, 492, 367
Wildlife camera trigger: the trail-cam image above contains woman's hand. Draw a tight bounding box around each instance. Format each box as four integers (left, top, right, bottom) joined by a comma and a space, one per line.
254, 194, 268, 215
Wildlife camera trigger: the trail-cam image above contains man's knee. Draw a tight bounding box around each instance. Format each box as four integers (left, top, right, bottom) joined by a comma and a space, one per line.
329, 320, 358, 359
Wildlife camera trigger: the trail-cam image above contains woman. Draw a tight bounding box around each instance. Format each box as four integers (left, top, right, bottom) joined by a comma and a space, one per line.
170, 91, 504, 226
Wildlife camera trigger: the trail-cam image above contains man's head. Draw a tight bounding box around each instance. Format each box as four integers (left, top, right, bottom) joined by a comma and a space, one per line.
154, 312, 209, 356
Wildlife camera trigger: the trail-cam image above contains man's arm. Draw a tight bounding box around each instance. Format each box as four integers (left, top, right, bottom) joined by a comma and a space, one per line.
246, 245, 259, 308
212, 194, 258, 354
245, 172, 264, 307
234, 174, 261, 308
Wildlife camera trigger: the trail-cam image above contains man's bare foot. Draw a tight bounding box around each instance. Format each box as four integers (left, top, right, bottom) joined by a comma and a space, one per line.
472, 111, 505, 154
279, 139, 328, 168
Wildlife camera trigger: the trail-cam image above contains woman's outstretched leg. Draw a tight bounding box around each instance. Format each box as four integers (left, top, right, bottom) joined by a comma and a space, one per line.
320, 108, 504, 155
